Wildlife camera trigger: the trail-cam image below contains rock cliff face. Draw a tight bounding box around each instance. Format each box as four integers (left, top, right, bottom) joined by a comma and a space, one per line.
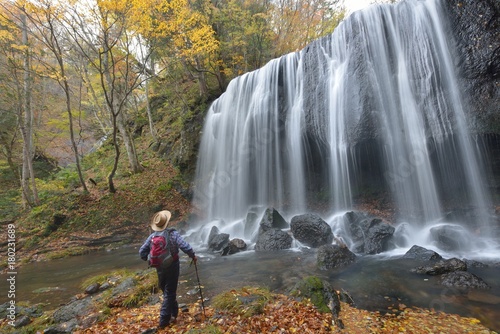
444, 0, 499, 194
444, 0, 499, 134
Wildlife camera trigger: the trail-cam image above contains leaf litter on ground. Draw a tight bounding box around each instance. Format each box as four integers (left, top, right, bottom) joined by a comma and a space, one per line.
74, 288, 497, 334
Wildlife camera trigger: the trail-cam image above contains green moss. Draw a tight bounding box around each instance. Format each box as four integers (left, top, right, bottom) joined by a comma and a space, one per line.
122, 271, 158, 308
80, 269, 157, 309
23, 235, 41, 250
290, 276, 333, 313
80, 268, 135, 289
45, 247, 89, 260
0, 188, 21, 221
211, 286, 272, 318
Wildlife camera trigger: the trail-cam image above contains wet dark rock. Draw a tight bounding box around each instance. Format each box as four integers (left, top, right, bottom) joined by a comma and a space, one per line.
441, 271, 491, 290
412, 258, 467, 275
222, 238, 247, 255
290, 213, 334, 248
50, 276, 137, 330
52, 298, 93, 323
79, 313, 101, 329
344, 211, 395, 254
255, 229, 292, 251
43, 319, 78, 334
317, 244, 356, 270
402, 245, 443, 262
99, 282, 112, 291
463, 259, 489, 268
208, 225, 230, 252
84, 283, 100, 294
444, 0, 500, 133
429, 225, 470, 251
13, 315, 31, 328
259, 207, 289, 232
0, 303, 43, 319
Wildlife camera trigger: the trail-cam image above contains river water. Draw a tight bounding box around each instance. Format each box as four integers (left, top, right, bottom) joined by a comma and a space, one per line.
1, 245, 499, 331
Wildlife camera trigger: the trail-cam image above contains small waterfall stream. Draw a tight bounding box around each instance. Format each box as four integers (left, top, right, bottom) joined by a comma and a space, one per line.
191, 0, 498, 258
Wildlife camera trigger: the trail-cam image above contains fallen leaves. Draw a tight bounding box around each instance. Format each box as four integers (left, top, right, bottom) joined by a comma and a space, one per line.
74, 290, 497, 334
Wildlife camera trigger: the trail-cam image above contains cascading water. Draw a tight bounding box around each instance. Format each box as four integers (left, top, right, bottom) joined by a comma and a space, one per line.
191, 0, 498, 258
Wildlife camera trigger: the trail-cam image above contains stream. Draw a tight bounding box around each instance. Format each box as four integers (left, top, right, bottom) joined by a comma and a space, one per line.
1, 245, 499, 331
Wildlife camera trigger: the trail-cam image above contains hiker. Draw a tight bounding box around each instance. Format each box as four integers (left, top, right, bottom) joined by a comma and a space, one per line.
139, 210, 197, 329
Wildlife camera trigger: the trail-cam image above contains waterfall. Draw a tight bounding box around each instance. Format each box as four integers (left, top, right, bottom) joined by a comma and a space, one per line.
191, 0, 495, 251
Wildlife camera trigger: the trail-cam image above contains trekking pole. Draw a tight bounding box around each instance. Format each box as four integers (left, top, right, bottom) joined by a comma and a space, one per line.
192, 259, 207, 319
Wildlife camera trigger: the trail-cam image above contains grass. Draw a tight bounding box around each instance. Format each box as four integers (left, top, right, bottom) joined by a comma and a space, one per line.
80, 268, 136, 289
211, 286, 272, 318
79, 268, 158, 310
121, 270, 158, 308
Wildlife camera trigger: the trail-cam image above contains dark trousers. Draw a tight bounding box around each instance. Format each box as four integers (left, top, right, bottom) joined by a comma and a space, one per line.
157, 260, 180, 325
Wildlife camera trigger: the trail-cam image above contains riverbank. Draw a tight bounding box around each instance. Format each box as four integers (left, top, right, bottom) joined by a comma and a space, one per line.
1, 268, 497, 334
75, 297, 496, 334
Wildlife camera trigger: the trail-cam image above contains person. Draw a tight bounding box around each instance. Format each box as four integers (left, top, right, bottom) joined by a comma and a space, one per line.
139, 210, 197, 328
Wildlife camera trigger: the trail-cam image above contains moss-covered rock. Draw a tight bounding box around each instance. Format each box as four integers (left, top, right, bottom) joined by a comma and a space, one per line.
289, 276, 339, 314
211, 286, 272, 318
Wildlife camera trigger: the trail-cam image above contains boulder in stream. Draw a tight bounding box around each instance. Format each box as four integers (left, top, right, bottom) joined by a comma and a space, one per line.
255, 229, 293, 251
344, 211, 395, 254
412, 258, 467, 275
222, 238, 247, 255
208, 225, 230, 252
317, 244, 356, 270
402, 245, 442, 262
441, 271, 491, 290
259, 207, 289, 232
290, 213, 334, 248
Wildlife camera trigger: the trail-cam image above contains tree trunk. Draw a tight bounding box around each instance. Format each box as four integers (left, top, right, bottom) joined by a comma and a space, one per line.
145, 76, 158, 143
108, 114, 119, 193
195, 58, 209, 97
116, 109, 143, 173
63, 77, 89, 193
102, 49, 118, 193
20, 11, 38, 208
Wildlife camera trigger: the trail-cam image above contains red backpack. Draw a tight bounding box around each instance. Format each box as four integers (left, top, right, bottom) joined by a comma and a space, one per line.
148, 230, 173, 268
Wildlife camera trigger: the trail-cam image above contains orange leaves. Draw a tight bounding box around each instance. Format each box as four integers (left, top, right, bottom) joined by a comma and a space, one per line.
75, 291, 495, 334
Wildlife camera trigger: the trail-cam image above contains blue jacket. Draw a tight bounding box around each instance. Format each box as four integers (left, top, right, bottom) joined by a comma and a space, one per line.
139, 228, 195, 263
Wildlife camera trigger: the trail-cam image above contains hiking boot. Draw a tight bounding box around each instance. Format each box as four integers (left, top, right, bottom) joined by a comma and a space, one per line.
158, 323, 169, 329
158, 319, 170, 329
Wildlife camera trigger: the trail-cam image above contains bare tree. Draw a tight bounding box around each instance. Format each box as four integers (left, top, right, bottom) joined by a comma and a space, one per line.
19, 9, 39, 207
20, 0, 89, 193
63, 1, 147, 192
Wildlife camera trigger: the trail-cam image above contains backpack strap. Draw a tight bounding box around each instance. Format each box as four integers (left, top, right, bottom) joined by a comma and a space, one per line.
164, 228, 180, 262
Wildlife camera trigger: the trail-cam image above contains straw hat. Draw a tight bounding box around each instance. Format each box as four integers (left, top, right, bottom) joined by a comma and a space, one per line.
150, 210, 172, 231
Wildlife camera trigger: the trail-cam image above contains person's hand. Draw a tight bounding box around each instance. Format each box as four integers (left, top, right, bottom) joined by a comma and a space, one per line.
192, 256, 198, 264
